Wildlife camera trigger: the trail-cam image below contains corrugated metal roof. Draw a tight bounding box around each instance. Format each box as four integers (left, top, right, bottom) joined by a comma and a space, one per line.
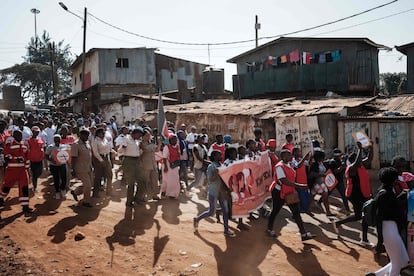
396, 42, 414, 55
70, 48, 208, 69
227, 36, 391, 63
70, 47, 156, 69
160, 96, 376, 119
362, 95, 414, 117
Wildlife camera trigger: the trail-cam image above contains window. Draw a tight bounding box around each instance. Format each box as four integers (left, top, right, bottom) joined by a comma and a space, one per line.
116, 58, 129, 68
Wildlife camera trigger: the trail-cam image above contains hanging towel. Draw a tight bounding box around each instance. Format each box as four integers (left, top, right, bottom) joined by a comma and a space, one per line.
289, 49, 300, 63
272, 57, 278, 67
332, 50, 341, 62
319, 53, 326, 63
280, 55, 287, 63
268, 56, 273, 65
325, 52, 333, 63
312, 53, 319, 64
302, 52, 312, 65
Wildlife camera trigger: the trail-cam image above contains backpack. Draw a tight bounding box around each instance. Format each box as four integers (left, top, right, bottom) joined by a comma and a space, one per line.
363, 189, 386, 227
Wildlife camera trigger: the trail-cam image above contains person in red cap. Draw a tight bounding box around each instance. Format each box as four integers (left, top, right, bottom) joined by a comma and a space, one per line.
27, 126, 44, 192
0, 130, 33, 213
266, 139, 279, 176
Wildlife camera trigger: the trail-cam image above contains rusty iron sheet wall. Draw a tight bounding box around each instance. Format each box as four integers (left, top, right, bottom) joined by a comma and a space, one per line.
175, 113, 256, 144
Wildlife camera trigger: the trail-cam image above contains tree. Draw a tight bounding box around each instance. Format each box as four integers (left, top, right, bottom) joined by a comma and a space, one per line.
0, 31, 73, 105
379, 72, 407, 95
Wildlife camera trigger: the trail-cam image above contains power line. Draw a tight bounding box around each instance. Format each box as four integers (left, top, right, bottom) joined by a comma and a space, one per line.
310, 8, 414, 37
87, 0, 398, 46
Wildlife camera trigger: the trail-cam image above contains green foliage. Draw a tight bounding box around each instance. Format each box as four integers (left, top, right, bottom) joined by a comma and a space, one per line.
0, 30, 73, 104
379, 72, 407, 95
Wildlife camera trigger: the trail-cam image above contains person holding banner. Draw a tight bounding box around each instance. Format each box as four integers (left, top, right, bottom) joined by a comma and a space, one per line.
193, 150, 235, 237
267, 149, 315, 241
223, 147, 249, 231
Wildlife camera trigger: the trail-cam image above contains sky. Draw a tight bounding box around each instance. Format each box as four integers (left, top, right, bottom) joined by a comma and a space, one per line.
0, 0, 413, 91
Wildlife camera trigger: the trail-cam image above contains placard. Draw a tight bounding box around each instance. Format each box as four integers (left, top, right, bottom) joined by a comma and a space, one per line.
324, 169, 338, 191
352, 130, 370, 148
53, 145, 71, 165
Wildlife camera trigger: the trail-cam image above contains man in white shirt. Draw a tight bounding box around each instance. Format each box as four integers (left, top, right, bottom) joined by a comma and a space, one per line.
186, 125, 197, 170
201, 127, 209, 145
11, 118, 32, 141
119, 128, 145, 207
91, 128, 113, 197
114, 126, 129, 181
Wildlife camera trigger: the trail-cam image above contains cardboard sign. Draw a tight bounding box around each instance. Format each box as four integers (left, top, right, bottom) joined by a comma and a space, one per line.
352, 130, 370, 148
324, 169, 338, 191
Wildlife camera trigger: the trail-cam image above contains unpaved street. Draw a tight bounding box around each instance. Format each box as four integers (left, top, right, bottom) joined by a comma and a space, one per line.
0, 172, 387, 275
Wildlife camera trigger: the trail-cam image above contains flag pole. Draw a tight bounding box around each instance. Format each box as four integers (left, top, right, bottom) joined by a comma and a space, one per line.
157, 90, 169, 144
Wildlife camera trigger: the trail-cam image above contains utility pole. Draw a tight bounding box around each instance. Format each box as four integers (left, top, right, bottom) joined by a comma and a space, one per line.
30, 8, 40, 47
59, 2, 89, 112
255, 15, 260, 48
48, 42, 58, 105
81, 7, 87, 92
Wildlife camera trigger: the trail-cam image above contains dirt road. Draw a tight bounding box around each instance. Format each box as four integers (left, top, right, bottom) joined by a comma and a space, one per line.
0, 173, 388, 275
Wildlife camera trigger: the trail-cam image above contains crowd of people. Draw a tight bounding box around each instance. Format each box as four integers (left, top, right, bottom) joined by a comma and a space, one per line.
0, 111, 413, 275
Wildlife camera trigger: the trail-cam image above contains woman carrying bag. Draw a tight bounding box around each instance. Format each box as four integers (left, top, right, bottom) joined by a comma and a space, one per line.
266, 149, 316, 241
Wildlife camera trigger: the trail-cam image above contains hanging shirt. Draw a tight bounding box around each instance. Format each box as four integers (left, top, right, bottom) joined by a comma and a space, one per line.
289, 49, 300, 63
319, 53, 326, 64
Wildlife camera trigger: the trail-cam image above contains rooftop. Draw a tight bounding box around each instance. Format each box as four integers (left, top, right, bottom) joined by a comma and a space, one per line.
227, 36, 391, 63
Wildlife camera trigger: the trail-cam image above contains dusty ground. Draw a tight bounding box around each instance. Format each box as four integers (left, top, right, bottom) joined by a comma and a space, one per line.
0, 171, 388, 276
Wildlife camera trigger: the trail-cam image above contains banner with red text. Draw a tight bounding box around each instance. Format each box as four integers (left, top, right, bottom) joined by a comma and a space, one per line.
218, 152, 272, 218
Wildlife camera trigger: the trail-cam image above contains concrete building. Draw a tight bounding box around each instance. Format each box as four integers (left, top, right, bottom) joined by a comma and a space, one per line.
59, 48, 212, 114
0, 85, 25, 111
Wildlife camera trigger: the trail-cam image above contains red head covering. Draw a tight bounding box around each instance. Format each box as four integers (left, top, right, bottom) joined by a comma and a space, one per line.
266, 139, 276, 148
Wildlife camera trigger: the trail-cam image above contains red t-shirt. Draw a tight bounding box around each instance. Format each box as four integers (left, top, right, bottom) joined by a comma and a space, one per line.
61, 135, 75, 145
281, 143, 294, 153
27, 137, 45, 162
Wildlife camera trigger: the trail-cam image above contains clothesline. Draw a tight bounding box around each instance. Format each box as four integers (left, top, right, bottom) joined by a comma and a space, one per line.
247, 49, 342, 73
